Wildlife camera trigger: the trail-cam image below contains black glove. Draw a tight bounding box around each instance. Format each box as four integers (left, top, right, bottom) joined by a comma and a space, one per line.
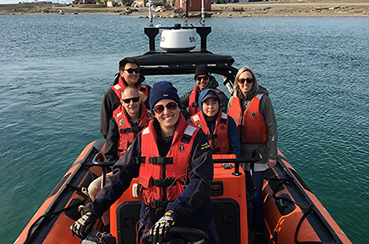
70, 212, 97, 239
149, 211, 176, 243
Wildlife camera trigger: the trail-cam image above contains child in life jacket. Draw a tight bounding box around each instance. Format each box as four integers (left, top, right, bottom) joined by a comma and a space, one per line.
190, 89, 240, 157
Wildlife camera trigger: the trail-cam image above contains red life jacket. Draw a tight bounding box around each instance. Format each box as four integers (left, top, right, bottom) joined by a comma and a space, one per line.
113, 103, 151, 158
188, 85, 223, 115
111, 76, 149, 100
228, 94, 268, 144
190, 111, 230, 154
137, 115, 200, 210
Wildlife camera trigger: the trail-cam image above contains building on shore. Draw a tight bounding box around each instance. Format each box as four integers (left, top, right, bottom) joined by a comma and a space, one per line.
175, 0, 211, 11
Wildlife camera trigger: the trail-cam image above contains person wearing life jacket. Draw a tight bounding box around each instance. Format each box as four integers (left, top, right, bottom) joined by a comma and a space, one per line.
104, 86, 151, 162
72, 81, 219, 244
227, 66, 278, 244
180, 64, 228, 117
88, 86, 152, 225
100, 57, 151, 139
190, 89, 240, 157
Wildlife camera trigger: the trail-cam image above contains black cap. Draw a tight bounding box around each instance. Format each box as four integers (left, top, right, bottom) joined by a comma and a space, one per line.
194, 64, 211, 79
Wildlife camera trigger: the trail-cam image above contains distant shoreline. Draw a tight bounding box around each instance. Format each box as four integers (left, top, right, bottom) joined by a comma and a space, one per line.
1, 1, 369, 17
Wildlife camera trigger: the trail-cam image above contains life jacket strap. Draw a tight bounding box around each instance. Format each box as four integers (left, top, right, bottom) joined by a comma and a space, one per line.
152, 199, 169, 210
152, 178, 178, 188
149, 157, 174, 165
132, 157, 146, 164
122, 126, 144, 133
212, 147, 221, 154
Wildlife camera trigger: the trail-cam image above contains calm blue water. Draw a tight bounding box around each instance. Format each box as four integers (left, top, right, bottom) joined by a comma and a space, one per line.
0, 14, 368, 243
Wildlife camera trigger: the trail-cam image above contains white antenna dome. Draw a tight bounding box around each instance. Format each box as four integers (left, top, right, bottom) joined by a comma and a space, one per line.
160, 26, 196, 52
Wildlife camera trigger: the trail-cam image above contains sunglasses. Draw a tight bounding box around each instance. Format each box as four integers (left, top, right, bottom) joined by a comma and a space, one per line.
124, 68, 141, 74
196, 76, 209, 82
238, 78, 255, 84
153, 102, 178, 114
122, 97, 140, 103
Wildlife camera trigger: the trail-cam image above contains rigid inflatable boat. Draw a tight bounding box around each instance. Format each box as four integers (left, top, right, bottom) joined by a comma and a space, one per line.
15, 12, 351, 244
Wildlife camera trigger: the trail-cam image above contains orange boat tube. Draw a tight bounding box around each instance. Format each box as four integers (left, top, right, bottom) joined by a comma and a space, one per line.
262, 149, 351, 244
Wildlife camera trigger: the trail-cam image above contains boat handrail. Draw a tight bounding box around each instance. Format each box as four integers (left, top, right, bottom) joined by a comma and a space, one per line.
90, 150, 260, 201
90, 153, 262, 174
213, 148, 262, 174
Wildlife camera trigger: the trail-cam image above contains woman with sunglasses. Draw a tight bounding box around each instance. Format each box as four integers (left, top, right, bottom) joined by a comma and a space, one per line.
180, 64, 229, 117
72, 81, 219, 244
227, 66, 278, 244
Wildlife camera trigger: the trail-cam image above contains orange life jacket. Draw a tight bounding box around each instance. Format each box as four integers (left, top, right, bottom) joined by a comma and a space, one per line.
111, 76, 149, 100
228, 94, 268, 144
190, 111, 230, 154
113, 103, 150, 158
137, 115, 200, 210
188, 85, 223, 115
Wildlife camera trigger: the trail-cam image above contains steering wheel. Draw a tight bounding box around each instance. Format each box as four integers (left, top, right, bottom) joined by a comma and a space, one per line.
141, 227, 209, 244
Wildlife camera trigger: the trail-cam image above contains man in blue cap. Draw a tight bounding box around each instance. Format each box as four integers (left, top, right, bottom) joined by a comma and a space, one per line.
71, 81, 219, 244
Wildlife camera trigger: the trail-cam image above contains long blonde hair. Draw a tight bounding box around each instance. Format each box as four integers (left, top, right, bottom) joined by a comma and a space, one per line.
233, 66, 258, 99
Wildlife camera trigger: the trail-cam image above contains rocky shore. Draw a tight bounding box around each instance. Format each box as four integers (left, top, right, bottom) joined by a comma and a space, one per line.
1, 0, 368, 17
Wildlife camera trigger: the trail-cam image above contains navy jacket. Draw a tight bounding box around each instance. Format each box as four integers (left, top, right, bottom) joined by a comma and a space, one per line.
86, 119, 215, 229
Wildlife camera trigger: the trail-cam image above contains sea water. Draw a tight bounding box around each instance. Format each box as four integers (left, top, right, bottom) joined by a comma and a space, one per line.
0, 14, 368, 244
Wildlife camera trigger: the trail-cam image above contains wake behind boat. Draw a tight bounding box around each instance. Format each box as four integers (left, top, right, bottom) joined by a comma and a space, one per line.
15, 9, 351, 244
